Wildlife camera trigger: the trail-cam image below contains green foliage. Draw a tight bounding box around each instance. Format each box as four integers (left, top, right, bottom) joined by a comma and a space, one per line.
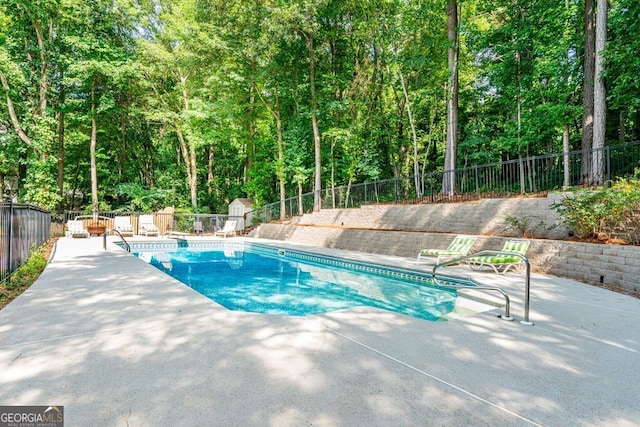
504, 214, 556, 238
1, 0, 639, 216
22, 158, 61, 210
114, 183, 181, 212
1, 244, 48, 290
607, 0, 640, 111
554, 179, 640, 243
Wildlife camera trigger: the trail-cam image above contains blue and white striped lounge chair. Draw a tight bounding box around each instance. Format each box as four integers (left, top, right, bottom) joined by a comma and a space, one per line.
417, 235, 478, 264
467, 239, 530, 274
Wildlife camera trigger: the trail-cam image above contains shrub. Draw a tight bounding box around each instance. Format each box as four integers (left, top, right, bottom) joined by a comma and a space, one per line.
1, 243, 50, 309
504, 215, 550, 238
3, 244, 48, 289
553, 179, 640, 244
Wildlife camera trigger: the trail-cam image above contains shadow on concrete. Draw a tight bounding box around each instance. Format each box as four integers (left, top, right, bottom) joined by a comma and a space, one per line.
1, 237, 639, 426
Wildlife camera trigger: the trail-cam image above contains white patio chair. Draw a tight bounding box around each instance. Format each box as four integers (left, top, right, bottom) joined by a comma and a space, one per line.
215, 220, 237, 238
139, 215, 160, 236
66, 220, 90, 238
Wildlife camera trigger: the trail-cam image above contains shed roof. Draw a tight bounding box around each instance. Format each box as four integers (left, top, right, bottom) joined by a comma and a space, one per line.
231, 198, 253, 207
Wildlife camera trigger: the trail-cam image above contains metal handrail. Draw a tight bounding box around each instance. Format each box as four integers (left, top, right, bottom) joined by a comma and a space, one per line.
430, 270, 513, 321
432, 250, 533, 325
103, 229, 131, 252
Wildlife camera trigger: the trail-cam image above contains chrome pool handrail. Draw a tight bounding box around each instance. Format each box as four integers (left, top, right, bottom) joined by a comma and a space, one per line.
431, 271, 513, 321
432, 250, 532, 325
103, 229, 131, 252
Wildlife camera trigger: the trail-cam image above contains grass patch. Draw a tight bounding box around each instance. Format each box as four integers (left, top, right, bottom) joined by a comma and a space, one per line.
0, 238, 57, 310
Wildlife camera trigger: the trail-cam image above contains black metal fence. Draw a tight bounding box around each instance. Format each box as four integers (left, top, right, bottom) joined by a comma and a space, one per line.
0, 201, 51, 283
256, 141, 640, 223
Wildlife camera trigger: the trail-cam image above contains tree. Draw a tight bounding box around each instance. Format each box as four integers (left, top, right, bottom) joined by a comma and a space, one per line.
443, 0, 459, 196
606, 0, 640, 141
2, 0, 638, 217
267, 1, 326, 212
136, 0, 224, 209
591, 0, 607, 185
0, 0, 59, 208
581, 0, 595, 183
254, 83, 286, 219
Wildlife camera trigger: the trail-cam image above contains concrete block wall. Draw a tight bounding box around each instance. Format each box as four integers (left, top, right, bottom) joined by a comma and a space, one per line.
532, 240, 640, 293
291, 194, 569, 239
251, 195, 640, 294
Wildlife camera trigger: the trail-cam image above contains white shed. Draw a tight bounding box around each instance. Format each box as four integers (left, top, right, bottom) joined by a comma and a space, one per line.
228, 198, 254, 231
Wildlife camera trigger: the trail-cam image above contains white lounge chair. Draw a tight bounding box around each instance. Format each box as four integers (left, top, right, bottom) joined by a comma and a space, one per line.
139, 215, 160, 236
66, 220, 90, 238
113, 216, 134, 236
215, 220, 237, 238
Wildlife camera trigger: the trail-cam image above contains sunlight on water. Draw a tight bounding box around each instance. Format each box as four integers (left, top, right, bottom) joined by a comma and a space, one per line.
134, 247, 457, 321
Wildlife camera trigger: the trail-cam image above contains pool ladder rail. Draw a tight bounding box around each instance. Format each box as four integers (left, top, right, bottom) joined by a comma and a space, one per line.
103, 229, 131, 252
432, 250, 532, 326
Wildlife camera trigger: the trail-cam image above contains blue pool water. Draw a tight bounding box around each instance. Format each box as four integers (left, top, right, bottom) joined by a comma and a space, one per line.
133, 243, 458, 321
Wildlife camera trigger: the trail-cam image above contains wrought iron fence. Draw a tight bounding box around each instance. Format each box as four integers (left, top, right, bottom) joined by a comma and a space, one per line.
0, 201, 51, 283
255, 141, 640, 223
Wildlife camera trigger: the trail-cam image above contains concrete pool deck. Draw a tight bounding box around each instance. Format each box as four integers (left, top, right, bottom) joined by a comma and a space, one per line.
1, 235, 639, 426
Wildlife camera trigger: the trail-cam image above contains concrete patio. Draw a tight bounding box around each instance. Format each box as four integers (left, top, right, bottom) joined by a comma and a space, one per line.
1, 235, 639, 426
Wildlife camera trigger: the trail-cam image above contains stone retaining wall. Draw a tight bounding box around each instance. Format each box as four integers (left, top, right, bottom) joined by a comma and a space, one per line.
291, 194, 570, 239
250, 195, 640, 294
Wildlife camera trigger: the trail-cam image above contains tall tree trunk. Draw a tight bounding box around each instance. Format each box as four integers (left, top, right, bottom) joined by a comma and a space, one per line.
57, 108, 65, 212
90, 76, 99, 220
297, 181, 304, 216
443, 0, 459, 196
563, 0, 571, 188
119, 115, 127, 183
175, 125, 197, 208
390, 81, 406, 178
0, 71, 32, 145
330, 139, 336, 208
188, 143, 198, 207
179, 76, 198, 208
618, 110, 625, 143
592, 0, 607, 185
207, 145, 214, 196
563, 123, 570, 187
275, 97, 285, 219
581, 0, 596, 183
517, 57, 524, 194
306, 35, 322, 212
398, 69, 421, 198
33, 18, 48, 115
246, 88, 255, 186
254, 83, 286, 219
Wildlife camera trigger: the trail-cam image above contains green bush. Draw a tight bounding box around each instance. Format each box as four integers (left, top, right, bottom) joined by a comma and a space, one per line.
2, 244, 48, 289
553, 178, 640, 243
1, 243, 52, 309
504, 215, 555, 238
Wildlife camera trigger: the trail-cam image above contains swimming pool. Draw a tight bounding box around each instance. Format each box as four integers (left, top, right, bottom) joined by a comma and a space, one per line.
130, 241, 463, 322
